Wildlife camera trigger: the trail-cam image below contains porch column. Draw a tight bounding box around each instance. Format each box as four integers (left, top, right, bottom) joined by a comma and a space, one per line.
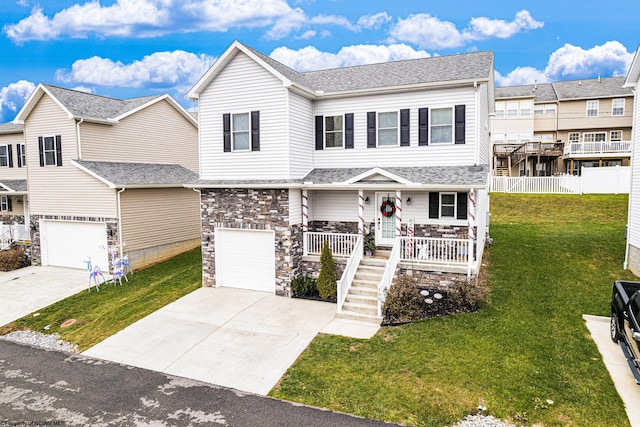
358, 190, 365, 236
395, 190, 402, 237
302, 189, 308, 233
468, 190, 476, 274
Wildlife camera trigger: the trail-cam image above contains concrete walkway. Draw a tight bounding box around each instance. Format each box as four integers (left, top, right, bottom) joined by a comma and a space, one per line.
0, 266, 88, 327
583, 314, 640, 427
84, 287, 380, 395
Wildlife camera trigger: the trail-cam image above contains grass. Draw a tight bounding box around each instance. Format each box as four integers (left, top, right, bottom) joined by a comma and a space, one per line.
270, 194, 638, 427
0, 247, 202, 351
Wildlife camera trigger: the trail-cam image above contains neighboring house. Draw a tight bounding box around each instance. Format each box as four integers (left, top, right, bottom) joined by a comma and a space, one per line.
0, 123, 28, 225
13, 84, 201, 272
492, 77, 634, 176
624, 47, 640, 277
187, 41, 493, 319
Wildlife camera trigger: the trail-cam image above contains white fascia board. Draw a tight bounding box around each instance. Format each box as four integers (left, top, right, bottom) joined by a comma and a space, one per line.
15, 84, 73, 124
624, 46, 640, 88
185, 182, 486, 191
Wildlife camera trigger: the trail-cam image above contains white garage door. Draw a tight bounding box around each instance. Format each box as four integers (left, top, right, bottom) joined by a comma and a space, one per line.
41, 220, 109, 270
215, 228, 275, 292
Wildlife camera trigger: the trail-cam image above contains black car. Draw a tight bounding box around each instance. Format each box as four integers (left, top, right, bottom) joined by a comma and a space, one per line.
610, 280, 640, 384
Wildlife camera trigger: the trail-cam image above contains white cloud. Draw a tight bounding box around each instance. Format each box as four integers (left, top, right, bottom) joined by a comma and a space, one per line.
0, 80, 36, 121
464, 10, 543, 41
183, 0, 294, 32
357, 12, 392, 30
389, 10, 543, 49
264, 7, 308, 40
496, 41, 634, 86
55, 50, 215, 88
270, 43, 430, 72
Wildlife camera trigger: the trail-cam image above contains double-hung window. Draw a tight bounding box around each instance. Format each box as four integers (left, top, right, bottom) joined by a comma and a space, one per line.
520, 100, 531, 117
507, 102, 518, 118
430, 108, 453, 144
428, 191, 467, 220
42, 136, 57, 165
545, 104, 556, 114
324, 115, 343, 148
586, 100, 599, 117
232, 113, 250, 151
17, 144, 25, 167
0, 145, 10, 167
610, 130, 622, 142
534, 105, 544, 115
377, 111, 398, 146
495, 102, 505, 118
583, 132, 606, 143
612, 98, 625, 116
440, 193, 456, 218
0, 196, 8, 211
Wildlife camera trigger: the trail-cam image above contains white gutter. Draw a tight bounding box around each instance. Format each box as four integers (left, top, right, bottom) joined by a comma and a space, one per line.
184, 182, 487, 191
76, 118, 84, 159
117, 187, 126, 258
474, 81, 480, 165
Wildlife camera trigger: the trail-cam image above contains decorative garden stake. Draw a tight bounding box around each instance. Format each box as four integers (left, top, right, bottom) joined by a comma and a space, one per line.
84, 257, 106, 292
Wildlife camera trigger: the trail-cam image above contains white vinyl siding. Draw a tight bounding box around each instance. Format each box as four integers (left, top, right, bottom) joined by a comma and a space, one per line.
628, 83, 640, 252
288, 188, 302, 225
24, 94, 117, 217
287, 91, 313, 179
198, 52, 290, 180
120, 188, 201, 252
477, 83, 490, 165
79, 99, 198, 173
313, 87, 477, 169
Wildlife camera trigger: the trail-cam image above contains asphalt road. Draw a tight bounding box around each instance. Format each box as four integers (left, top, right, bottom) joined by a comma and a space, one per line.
0, 340, 399, 427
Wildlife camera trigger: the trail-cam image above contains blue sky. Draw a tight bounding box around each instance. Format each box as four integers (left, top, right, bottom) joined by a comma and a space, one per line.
1, 0, 639, 123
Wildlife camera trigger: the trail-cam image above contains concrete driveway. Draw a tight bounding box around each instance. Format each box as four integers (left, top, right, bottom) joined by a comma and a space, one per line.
0, 266, 89, 327
583, 314, 640, 427
84, 287, 379, 395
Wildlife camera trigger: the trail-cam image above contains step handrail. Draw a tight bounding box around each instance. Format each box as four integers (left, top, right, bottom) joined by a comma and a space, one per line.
337, 235, 363, 313
378, 237, 401, 317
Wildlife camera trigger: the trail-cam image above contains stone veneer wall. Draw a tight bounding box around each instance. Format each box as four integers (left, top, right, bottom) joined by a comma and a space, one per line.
0, 214, 25, 225
29, 215, 119, 270
308, 221, 359, 235
398, 268, 472, 288
200, 188, 302, 296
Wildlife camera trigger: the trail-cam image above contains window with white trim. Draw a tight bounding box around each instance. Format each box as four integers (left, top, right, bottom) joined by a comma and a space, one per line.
0, 145, 9, 167
534, 105, 544, 115
232, 113, 250, 151
520, 131, 531, 143
612, 98, 625, 116
377, 111, 398, 146
568, 132, 580, 143
324, 115, 343, 148
495, 102, 505, 118
42, 136, 58, 165
583, 132, 606, 142
0, 196, 8, 211
440, 193, 456, 218
430, 107, 453, 144
507, 101, 518, 118
610, 130, 622, 141
586, 100, 599, 117
17, 144, 25, 168
545, 104, 556, 114
520, 100, 532, 116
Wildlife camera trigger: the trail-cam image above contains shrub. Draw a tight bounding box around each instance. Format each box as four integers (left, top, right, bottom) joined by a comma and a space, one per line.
383, 274, 424, 323
291, 275, 318, 297
0, 247, 28, 271
317, 241, 337, 299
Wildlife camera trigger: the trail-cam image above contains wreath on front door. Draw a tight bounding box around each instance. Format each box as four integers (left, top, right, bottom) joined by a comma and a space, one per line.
380, 199, 396, 217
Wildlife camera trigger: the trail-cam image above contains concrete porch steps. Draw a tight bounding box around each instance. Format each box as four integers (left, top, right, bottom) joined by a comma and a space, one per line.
336, 250, 389, 324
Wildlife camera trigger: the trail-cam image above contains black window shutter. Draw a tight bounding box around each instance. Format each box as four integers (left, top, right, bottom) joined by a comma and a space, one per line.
367, 112, 376, 148
457, 192, 468, 220
38, 137, 44, 167
7, 144, 13, 168
251, 110, 260, 151
223, 113, 231, 152
455, 105, 466, 145
344, 113, 354, 149
16, 145, 22, 168
429, 192, 439, 219
55, 135, 62, 166
419, 108, 429, 146
400, 109, 410, 146
315, 115, 323, 150
7, 197, 12, 212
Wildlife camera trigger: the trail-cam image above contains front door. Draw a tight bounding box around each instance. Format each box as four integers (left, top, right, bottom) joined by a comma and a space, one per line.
376, 193, 396, 246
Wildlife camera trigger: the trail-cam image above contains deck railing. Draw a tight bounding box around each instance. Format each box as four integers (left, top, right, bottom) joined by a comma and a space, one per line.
378, 237, 401, 317
491, 175, 581, 194
564, 141, 631, 156
303, 232, 360, 257
398, 236, 470, 266
0, 224, 30, 250
337, 235, 363, 313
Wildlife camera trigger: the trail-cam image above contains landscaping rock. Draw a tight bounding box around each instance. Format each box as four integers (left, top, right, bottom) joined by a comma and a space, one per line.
0, 330, 79, 353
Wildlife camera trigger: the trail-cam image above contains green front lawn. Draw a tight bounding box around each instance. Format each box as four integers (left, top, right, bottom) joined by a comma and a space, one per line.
270, 194, 637, 426
0, 248, 202, 351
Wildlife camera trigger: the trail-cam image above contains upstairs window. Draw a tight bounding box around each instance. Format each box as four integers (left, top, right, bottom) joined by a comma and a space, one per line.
377, 111, 398, 146
431, 108, 453, 144
38, 136, 62, 167
612, 98, 625, 116
17, 144, 25, 168
232, 113, 250, 151
324, 115, 343, 148
545, 104, 556, 114
586, 100, 599, 117
495, 102, 505, 118
223, 112, 260, 152
520, 100, 532, 116
0, 145, 12, 168
507, 102, 518, 118
610, 130, 622, 142
534, 105, 544, 115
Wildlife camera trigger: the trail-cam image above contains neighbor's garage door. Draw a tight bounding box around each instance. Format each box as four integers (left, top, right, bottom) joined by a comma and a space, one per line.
215, 228, 275, 292
41, 220, 109, 270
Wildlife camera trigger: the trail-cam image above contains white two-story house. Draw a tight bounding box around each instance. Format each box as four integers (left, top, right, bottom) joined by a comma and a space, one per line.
624, 46, 640, 276
188, 41, 493, 320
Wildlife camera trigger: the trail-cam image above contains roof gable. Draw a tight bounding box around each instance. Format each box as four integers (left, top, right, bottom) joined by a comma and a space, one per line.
624, 45, 640, 88
342, 167, 414, 185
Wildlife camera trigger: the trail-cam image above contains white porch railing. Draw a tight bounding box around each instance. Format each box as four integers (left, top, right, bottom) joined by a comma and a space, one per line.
564, 140, 631, 156
0, 224, 30, 250
303, 232, 360, 257
399, 236, 470, 266
378, 237, 401, 317
490, 175, 581, 194
337, 235, 363, 313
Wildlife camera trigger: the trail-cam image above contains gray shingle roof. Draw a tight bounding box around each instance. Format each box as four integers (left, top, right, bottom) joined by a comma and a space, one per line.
552, 77, 632, 100
0, 179, 27, 192
242, 42, 493, 93
0, 123, 23, 134
44, 84, 162, 121
74, 160, 198, 187
496, 83, 558, 103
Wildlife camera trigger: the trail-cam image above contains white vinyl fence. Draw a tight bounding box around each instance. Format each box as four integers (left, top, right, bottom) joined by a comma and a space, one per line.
491, 166, 630, 194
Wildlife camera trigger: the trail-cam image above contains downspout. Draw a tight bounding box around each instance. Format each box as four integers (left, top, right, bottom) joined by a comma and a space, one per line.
117, 187, 126, 258
76, 118, 84, 159
474, 81, 480, 165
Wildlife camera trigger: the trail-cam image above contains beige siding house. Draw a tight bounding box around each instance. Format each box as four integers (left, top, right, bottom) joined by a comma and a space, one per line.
0, 123, 28, 225
188, 41, 494, 323
13, 84, 200, 271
